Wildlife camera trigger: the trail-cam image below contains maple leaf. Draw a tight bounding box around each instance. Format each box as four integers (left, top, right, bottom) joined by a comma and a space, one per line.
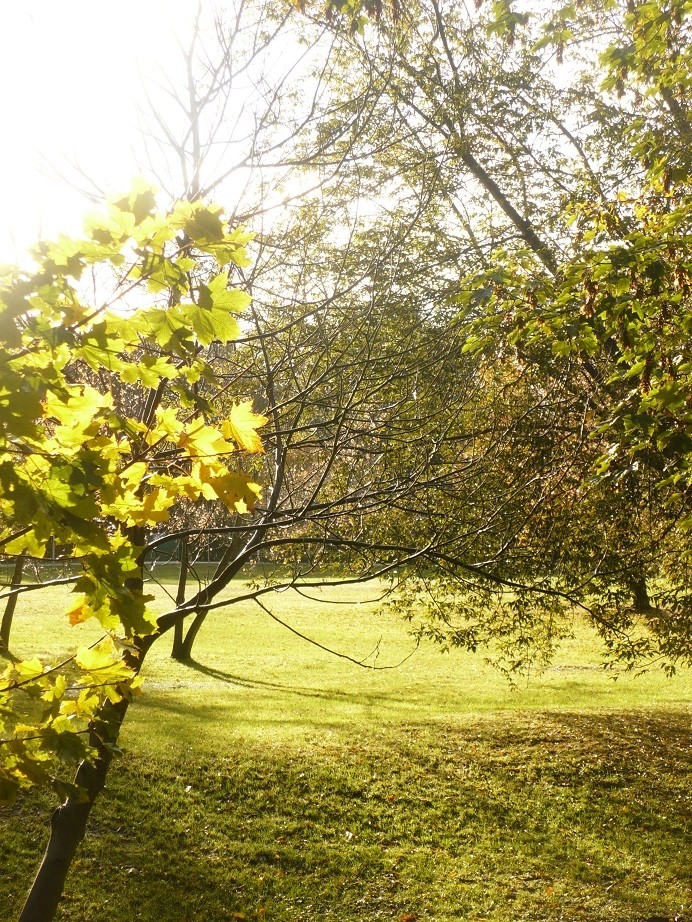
66, 598, 91, 626
179, 421, 232, 459
222, 401, 268, 453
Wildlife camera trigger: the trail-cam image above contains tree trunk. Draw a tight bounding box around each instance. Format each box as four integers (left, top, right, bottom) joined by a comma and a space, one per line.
177, 609, 207, 661
171, 617, 185, 660
18, 695, 131, 922
175, 527, 246, 660
171, 539, 189, 660
1, 554, 26, 659
631, 575, 652, 612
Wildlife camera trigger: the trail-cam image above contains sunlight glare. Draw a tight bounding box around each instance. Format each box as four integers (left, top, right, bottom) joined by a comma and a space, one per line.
0, 1, 200, 265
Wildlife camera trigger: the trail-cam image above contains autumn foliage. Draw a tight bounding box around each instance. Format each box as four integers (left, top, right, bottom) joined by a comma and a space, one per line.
0, 185, 266, 805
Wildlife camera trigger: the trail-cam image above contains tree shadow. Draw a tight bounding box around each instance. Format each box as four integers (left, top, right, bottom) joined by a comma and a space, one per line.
184, 656, 399, 704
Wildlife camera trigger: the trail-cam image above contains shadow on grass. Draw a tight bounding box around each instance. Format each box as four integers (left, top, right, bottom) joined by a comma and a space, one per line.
187, 656, 345, 692
173, 656, 412, 711
2, 709, 690, 922
133, 658, 415, 732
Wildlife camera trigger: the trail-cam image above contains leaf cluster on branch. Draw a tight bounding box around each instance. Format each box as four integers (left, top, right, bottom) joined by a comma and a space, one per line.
0, 185, 265, 806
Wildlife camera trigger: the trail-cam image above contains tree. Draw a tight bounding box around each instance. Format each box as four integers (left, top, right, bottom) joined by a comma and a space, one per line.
448, 0, 692, 664
1, 176, 506, 919
1, 178, 554, 918
163, 197, 503, 661
0, 185, 268, 920
118, 3, 500, 662
0, 554, 25, 658
298, 0, 692, 477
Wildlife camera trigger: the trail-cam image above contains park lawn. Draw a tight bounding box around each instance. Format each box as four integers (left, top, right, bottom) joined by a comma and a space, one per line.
1, 576, 691, 921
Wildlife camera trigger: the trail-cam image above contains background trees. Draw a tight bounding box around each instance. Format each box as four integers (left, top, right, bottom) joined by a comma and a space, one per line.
284, 0, 692, 667
103, 0, 692, 670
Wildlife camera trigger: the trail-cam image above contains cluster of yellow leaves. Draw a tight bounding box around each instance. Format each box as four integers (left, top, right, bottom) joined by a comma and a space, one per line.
0, 183, 266, 803
0, 638, 143, 803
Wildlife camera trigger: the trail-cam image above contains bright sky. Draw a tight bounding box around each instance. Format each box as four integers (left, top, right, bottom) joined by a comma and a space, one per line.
0, 2, 202, 265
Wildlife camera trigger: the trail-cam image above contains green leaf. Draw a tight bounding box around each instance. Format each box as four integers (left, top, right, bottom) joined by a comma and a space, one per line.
551, 339, 572, 357
198, 274, 250, 313
183, 204, 226, 243
187, 305, 241, 346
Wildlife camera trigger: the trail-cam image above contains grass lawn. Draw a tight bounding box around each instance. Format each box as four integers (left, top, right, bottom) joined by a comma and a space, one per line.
1, 575, 691, 921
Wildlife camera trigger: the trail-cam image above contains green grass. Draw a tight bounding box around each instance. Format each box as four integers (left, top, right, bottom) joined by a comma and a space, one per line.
1, 577, 691, 921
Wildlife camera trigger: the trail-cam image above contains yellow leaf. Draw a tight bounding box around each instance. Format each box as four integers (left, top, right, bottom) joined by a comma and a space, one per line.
74, 644, 111, 672
179, 422, 233, 459
41, 674, 67, 704
75, 641, 133, 682
146, 406, 183, 445
66, 597, 91, 626
76, 688, 101, 716
149, 474, 203, 502
222, 401, 268, 453
199, 464, 262, 512
106, 487, 175, 526
119, 462, 148, 489
44, 386, 112, 427
127, 488, 175, 526
4, 531, 46, 557
14, 659, 45, 681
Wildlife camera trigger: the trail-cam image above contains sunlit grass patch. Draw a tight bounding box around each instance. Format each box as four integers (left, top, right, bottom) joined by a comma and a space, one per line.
1, 576, 690, 921
2, 711, 690, 921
